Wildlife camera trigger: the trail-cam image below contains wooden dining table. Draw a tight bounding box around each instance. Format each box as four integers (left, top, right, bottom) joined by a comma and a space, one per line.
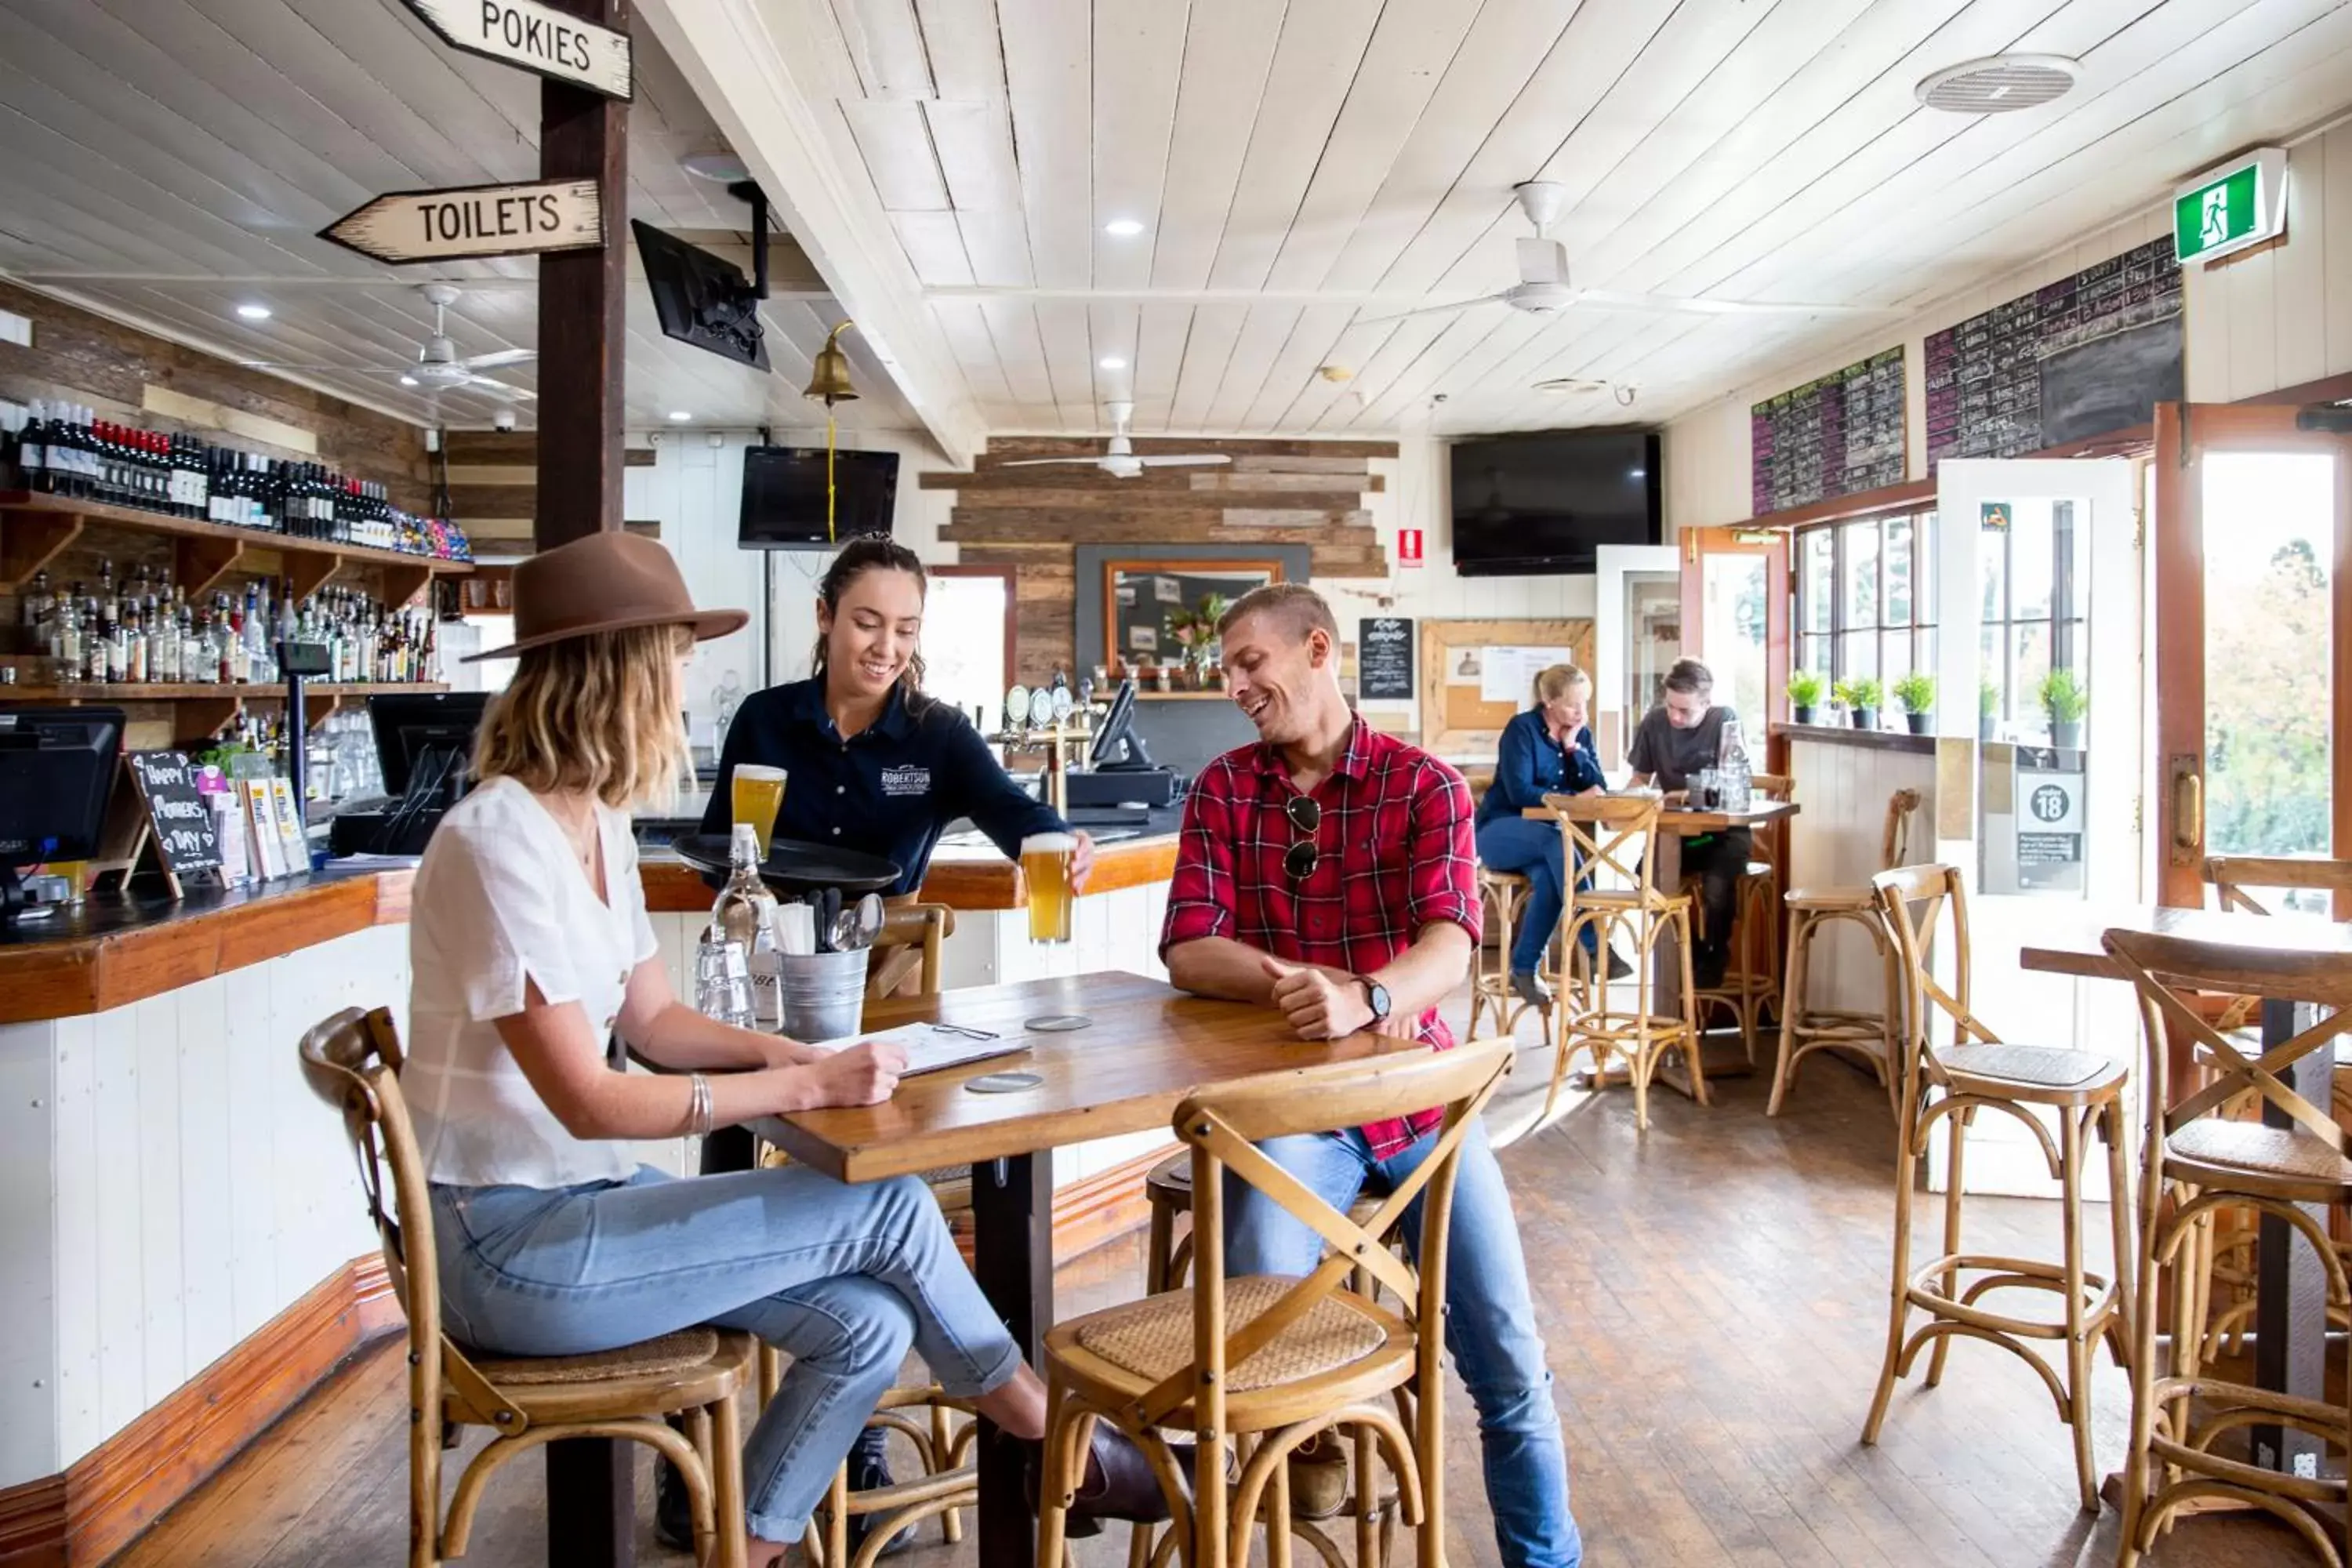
2020, 903, 2352, 1478
714, 968, 1429, 1566
1524, 797, 1800, 1094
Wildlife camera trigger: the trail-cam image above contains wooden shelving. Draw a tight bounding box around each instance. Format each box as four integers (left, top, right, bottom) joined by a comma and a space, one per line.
0, 490, 474, 603
6, 681, 450, 739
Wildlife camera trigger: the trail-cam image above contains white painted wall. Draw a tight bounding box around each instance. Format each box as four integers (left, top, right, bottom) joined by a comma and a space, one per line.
1664, 122, 2352, 532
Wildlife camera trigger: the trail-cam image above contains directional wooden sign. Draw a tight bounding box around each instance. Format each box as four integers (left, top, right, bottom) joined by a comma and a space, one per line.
320, 178, 604, 265
403, 0, 632, 100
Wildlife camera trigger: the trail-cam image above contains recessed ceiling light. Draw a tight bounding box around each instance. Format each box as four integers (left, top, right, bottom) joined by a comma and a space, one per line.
1533, 376, 1609, 396
1098, 356, 1127, 371
235, 303, 272, 321
398, 375, 419, 387
680, 151, 750, 183
1915, 53, 2080, 114
668, 410, 692, 422
1102, 219, 1145, 238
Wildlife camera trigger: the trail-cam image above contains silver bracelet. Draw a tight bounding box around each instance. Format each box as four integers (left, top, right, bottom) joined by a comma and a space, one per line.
686, 1072, 713, 1138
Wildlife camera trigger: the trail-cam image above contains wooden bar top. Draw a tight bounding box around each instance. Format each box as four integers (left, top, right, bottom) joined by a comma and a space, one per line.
0, 868, 412, 1024
640, 828, 1181, 914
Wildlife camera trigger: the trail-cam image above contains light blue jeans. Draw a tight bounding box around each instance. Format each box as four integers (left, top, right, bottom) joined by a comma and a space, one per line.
1477, 816, 1596, 975
430, 1163, 1023, 1543
1223, 1119, 1582, 1568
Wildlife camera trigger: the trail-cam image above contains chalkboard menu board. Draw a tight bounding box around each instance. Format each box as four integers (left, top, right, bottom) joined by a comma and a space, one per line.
1359, 617, 1414, 700
126, 750, 223, 881
1749, 346, 1906, 516
1925, 236, 2183, 465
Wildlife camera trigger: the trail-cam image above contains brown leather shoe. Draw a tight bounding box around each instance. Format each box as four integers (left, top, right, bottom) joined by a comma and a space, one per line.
1023, 1425, 1191, 1537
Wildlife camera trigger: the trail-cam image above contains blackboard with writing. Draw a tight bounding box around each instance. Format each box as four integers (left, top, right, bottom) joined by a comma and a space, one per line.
1925, 236, 2183, 465
126, 750, 223, 881
1750, 346, 1906, 516
1359, 617, 1414, 700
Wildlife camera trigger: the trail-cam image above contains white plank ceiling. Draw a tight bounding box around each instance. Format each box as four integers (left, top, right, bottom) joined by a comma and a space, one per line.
650, 0, 2352, 436
2, 1, 2349, 445
0, 0, 920, 434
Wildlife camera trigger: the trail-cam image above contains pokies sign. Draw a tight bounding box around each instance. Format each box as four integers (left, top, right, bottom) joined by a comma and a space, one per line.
402, 0, 633, 99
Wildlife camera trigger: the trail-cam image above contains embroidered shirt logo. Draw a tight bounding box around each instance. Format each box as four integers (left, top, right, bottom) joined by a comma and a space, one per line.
880, 765, 932, 797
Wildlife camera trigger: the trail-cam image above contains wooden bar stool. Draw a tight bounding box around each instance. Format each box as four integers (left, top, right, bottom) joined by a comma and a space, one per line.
1861, 866, 2132, 1512
1036, 1041, 1512, 1568
2106, 929, 2352, 1565
1468, 866, 1550, 1040
1543, 791, 1700, 1133
1766, 788, 1922, 1117
298, 1007, 757, 1568
1690, 771, 1796, 1065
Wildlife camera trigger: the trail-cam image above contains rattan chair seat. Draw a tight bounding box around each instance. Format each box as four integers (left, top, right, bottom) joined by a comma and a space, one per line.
470, 1327, 720, 1386
1476, 867, 1530, 887
1782, 884, 1875, 910
1071, 1276, 1398, 1393
1573, 887, 1690, 910
2167, 1119, 2352, 1190
1935, 1042, 2123, 1095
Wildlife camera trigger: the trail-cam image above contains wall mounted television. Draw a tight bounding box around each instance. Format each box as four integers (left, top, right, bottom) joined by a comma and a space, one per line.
1449, 428, 1661, 576
738, 445, 901, 549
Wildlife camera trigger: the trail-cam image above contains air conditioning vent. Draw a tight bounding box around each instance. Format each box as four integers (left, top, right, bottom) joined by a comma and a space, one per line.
1915, 54, 2080, 114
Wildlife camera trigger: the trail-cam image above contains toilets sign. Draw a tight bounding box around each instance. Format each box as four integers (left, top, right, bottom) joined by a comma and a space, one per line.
402, 0, 633, 100
2173, 148, 2285, 265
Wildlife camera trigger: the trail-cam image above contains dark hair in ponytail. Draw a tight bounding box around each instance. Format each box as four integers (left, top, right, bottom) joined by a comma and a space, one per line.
811, 533, 933, 713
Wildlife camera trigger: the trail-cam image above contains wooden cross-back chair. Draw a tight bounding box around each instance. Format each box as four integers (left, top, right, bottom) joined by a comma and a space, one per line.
866, 898, 956, 999
1537, 791, 1700, 1132
1860, 865, 2132, 1512
2104, 930, 2352, 1566
1768, 786, 1923, 1117
1036, 1039, 1515, 1568
297, 1007, 755, 1568
1690, 770, 1801, 1065
2183, 857, 2352, 1365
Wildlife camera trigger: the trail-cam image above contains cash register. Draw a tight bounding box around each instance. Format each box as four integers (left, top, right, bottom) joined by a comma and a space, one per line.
0, 705, 122, 920
328, 691, 490, 857
1063, 678, 1183, 817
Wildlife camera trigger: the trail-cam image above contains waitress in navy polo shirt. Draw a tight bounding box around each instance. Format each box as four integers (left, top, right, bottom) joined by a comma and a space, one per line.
1473, 662, 1614, 1005
676, 533, 1094, 1551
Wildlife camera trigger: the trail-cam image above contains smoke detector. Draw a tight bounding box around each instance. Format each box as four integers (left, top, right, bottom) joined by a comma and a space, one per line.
1915, 54, 2080, 114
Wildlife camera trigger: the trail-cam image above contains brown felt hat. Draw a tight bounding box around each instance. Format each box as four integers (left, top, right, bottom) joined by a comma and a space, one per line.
466, 530, 748, 661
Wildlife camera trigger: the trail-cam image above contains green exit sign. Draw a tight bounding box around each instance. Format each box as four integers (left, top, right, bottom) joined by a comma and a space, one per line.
2175, 148, 2286, 263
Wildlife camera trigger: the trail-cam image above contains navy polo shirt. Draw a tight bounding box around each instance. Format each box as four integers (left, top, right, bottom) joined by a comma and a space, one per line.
701, 677, 1067, 895
1475, 706, 1606, 829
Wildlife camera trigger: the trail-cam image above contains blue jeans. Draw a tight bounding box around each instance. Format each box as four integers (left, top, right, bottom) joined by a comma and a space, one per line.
1477, 817, 1595, 975
1222, 1119, 1582, 1568
430, 1164, 1022, 1544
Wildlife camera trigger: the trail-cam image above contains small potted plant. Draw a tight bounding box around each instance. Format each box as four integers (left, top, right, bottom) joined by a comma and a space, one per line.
1892, 672, 1935, 735
2039, 668, 2087, 748
1834, 677, 1882, 731
1979, 678, 1998, 742
1786, 669, 1824, 726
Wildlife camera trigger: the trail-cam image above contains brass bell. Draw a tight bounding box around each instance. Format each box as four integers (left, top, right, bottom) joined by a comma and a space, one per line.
803, 322, 859, 406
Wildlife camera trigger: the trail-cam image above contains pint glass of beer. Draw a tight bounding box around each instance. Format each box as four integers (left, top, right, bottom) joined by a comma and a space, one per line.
731, 764, 787, 858
1021, 831, 1077, 944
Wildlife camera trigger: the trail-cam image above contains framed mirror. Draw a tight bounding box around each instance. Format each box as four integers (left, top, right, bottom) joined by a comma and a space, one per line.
1101, 557, 1283, 670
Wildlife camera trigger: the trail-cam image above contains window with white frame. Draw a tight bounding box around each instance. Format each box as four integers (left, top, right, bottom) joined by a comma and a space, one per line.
1793, 512, 1938, 693
1974, 498, 2086, 733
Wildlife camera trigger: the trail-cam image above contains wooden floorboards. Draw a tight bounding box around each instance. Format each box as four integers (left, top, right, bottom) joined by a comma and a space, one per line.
112, 1014, 2314, 1567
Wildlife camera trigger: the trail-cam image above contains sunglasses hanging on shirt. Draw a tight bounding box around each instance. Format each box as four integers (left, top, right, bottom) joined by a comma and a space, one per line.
1282, 794, 1322, 880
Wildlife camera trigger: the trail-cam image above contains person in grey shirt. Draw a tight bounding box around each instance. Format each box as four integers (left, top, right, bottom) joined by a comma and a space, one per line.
1625, 659, 1746, 988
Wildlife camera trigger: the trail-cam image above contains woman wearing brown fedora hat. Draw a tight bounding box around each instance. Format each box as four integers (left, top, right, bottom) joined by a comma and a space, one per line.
403, 532, 1170, 1563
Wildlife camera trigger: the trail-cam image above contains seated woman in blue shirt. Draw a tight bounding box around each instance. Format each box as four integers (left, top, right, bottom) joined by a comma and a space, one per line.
1474, 662, 1618, 1005
684, 534, 1097, 1548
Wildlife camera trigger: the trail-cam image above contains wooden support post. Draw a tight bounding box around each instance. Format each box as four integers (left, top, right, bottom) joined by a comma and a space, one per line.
535, 0, 630, 551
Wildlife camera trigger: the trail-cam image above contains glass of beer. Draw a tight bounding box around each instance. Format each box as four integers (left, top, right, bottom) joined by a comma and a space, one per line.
1021, 832, 1077, 944
731, 764, 787, 859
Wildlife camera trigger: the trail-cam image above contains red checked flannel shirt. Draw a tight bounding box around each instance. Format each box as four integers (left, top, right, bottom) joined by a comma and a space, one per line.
1159, 717, 1483, 1158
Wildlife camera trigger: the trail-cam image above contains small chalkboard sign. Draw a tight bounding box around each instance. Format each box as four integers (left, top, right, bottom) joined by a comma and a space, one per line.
1359, 617, 1415, 701
125, 750, 224, 895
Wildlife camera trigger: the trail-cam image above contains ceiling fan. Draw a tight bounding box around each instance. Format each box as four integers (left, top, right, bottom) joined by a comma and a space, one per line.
239, 282, 537, 401
1357, 181, 1878, 326
994, 401, 1229, 479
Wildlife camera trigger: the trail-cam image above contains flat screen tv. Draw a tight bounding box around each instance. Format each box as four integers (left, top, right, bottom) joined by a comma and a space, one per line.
1449, 428, 1661, 576
739, 446, 901, 549
632, 220, 769, 372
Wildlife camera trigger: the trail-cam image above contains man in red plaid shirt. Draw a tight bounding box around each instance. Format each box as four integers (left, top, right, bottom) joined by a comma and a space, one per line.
1160, 584, 1581, 1567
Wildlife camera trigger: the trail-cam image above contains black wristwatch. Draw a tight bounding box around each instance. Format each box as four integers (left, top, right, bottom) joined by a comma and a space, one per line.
1357, 976, 1392, 1024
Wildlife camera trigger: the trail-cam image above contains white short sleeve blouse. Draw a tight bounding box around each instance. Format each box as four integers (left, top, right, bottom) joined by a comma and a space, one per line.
404, 775, 659, 1189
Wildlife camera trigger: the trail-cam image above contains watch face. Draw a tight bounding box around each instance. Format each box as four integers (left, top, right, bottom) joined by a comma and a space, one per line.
1029, 688, 1057, 726
1004, 684, 1029, 725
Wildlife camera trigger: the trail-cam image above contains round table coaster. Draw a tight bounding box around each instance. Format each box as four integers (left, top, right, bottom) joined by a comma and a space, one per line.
1024, 1014, 1093, 1033
964, 1071, 1044, 1094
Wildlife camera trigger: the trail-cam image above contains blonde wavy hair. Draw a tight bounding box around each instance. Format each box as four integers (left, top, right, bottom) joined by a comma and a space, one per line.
472, 623, 691, 808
